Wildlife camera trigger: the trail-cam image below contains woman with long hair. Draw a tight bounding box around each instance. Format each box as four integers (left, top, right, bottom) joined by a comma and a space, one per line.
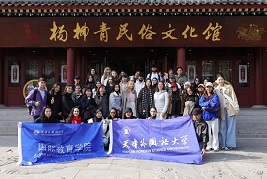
192, 77, 201, 94
91, 109, 103, 123
111, 70, 120, 84
106, 76, 115, 97
61, 85, 74, 121
214, 75, 239, 150
92, 81, 101, 98
34, 106, 59, 123
84, 74, 96, 90
121, 80, 138, 118
79, 88, 96, 122
66, 106, 82, 124
49, 83, 63, 122
147, 107, 157, 120
137, 78, 154, 119
109, 84, 122, 117
119, 74, 128, 93
101, 67, 111, 86
123, 107, 137, 119
107, 108, 119, 120
199, 82, 220, 151
154, 81, 169, 120
89, 68, 100, 84
94, 85, 109, 118
168, 83, 182, 118
183, 86, 200, 116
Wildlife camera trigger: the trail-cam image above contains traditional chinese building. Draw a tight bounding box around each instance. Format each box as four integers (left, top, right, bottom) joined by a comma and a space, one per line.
0, 0, 266, 107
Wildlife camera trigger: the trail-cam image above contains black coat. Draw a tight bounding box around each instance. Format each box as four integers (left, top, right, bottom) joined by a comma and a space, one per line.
34, 116, 59, 123
49, 92, 62, 119
62, 93, 74, 117
94, 94, 109, 118
79, 96, 96, 121
194, 119, 209, 149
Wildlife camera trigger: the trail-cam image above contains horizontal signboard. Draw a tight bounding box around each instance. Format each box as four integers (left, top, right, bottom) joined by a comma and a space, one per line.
0, 16, 266, 47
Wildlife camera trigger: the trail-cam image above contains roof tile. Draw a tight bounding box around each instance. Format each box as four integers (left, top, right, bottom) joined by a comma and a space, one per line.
0, 0, 266, 6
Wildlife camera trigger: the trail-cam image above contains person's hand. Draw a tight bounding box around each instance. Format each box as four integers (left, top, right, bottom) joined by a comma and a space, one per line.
236, 110, 239, 115
35, 101, 40, 107
211, 102, 215, 107
51, 97, 54, 104
201, 148, 206, 156
160, 113, 165, 120
88, 118, 94, 123
103, 119, 109, 124
202, 107, 206, 110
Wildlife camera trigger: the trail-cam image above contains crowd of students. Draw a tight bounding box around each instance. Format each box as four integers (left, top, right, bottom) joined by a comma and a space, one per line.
25, 65, 239, 154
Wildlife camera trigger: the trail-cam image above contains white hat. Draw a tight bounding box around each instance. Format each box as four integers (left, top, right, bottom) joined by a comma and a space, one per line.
184, 81, 191, 87
205, 82, 213, 88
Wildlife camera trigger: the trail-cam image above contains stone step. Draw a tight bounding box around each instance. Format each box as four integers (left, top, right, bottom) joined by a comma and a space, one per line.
0, 107, 267, 137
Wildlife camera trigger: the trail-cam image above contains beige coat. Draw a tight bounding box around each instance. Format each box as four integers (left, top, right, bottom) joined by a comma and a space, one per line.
214, 84, 239, 119
183, 101, 195, 116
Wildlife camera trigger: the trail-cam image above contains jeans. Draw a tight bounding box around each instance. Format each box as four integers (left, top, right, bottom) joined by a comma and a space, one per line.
220, 108, 236, 148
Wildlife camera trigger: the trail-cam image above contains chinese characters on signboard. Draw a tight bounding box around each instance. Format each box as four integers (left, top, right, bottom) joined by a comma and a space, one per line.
49, 21, 223, 43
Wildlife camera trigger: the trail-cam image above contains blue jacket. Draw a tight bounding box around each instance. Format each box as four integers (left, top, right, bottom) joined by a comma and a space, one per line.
25, 88, 49, 117
199, 93, 220, 121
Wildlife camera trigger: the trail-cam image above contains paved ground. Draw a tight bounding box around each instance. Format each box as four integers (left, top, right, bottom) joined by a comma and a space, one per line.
0, 106, 267, 178
0, 136, 266, 179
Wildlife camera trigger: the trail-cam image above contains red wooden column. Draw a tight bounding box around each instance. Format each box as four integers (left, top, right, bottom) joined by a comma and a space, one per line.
67, 48, 75, 85
176, 48, 186, 71
0, 48, 4, 104
75, 49, 84, 85
254, 48, 264, 105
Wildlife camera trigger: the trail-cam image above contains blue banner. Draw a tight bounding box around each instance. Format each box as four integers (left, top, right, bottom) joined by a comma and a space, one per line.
109, 116, 202, 164
18, 122, 107, 165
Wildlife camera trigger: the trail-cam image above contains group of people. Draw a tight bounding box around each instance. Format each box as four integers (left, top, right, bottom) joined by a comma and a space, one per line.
25, 65, 239, 154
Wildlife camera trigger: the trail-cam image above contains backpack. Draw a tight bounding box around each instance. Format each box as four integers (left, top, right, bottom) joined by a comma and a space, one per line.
28, 89, 38, 115
148, 72, 161, 82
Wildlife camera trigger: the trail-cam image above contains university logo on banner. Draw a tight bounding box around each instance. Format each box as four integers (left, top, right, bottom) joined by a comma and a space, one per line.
18, 122, 107, 165
109, 115, 202, 164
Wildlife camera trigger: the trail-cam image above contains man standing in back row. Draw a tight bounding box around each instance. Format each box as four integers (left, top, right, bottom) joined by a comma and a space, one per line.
175, 66, 188, 89
146, 65, 162, 82
25, 77, 50, 121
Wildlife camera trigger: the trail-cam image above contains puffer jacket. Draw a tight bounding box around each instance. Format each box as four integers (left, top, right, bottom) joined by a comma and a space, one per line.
199, 93, 220, 121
